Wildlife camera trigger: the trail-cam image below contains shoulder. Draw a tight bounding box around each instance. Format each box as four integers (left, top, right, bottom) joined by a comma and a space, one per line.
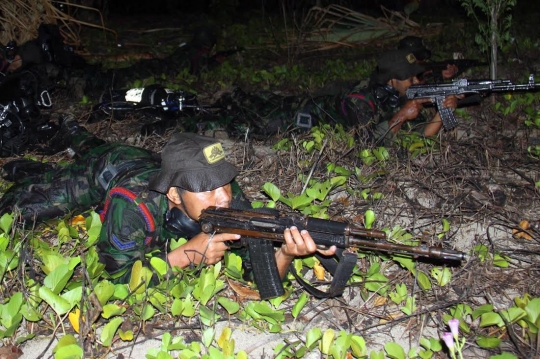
344, 81, 376, 112
100, 185, 167, 246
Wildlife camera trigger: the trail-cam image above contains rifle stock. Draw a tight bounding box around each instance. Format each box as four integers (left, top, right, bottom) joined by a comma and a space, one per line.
406, 74, 540, 130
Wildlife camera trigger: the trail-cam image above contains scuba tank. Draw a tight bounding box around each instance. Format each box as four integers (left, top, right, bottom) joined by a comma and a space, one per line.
93, 85, 200, 121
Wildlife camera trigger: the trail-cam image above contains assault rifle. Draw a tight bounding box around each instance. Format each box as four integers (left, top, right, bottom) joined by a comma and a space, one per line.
421, 59, 488, 82
199, 206, 466, 299
406, 74, 540, 130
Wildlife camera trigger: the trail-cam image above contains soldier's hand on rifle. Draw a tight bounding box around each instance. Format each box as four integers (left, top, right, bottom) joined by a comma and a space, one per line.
442, 64, 459, 80
389, 98, 430, 132
168, 232, 240, 268
441, 94, 462, 109
423, 94, 463, 136
274, 226, 337, 278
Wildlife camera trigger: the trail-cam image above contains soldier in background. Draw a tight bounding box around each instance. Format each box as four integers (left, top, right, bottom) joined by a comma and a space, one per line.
397, 35, 459, 82
145, 49, 460, 144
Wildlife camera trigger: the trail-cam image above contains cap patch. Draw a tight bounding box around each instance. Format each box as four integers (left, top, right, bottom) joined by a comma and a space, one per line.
406, 53, 417, 64
203, 143, 225, 164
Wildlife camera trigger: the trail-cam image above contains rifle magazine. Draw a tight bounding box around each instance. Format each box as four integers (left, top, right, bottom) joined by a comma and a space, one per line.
247, 238, 284, 300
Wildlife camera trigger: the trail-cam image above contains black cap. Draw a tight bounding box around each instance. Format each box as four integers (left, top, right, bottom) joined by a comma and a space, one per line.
375, 49, 425, 83
397, 36, 431, 61
149, 133, 238, 193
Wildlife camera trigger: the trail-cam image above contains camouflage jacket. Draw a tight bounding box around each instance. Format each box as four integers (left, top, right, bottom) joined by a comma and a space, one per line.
80, 137, 249, 280
0, 128, 249, 282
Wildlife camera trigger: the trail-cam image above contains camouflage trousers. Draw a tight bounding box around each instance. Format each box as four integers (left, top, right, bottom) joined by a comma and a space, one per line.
0, 128, 155, 224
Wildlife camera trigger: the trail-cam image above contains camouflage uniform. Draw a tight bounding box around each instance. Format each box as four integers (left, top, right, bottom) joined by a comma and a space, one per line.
0, 127, 249, 281
209, 80, 425, 144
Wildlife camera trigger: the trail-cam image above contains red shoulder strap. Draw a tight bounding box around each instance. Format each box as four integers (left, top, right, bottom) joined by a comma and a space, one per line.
100, 187, 156, 245
346, 93, 375, 112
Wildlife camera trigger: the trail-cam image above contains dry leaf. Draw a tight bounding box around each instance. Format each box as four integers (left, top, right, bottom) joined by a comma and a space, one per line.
226, 278, 261, 301
512, 220, 532, 240
0, 345, 23, 359
68, 308, 81, 333
373, 296, 387, 307
70, 214, 86, 226
313, 262, 326, 280
380, 312, 404, 323
227, 278, 261, 301
519, 220, 530, 230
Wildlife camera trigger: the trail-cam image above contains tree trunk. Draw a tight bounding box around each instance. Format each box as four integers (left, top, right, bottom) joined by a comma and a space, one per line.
489, 4, 498, 80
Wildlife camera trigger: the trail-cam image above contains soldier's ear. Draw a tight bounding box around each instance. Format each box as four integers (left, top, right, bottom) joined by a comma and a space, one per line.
166, 187, 182, 205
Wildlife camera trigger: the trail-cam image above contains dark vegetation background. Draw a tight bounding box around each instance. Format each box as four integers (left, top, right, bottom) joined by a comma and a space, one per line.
1, 0, 540, 358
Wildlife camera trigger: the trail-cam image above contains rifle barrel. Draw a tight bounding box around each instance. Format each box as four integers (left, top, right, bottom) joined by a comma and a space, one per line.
348, 238, 466, 261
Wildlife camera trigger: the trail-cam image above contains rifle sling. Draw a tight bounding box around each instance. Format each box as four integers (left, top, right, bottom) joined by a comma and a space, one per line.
289, 249, 357, 298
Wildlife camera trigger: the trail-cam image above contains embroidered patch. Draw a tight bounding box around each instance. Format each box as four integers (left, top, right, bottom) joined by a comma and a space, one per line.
406, 53, 417, 64
203, 143, 225, 164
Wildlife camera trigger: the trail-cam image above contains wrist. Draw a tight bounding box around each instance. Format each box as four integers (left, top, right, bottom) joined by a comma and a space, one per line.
390, 114, 405, 131
167, 244, 191, 269
276, 247, 294, 261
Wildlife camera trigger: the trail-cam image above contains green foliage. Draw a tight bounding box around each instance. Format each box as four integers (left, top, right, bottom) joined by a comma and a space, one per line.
0, 292, 23, 338
459, 0, 517, 54
395, 132, 437, 158
196, 55, 374, 92
291, 292, 309, 318
494, 91, 540, 122
490, 354, 518, 359
400, 295, 417, 316
358, 146, 390, 166
1, 115, 535, 359
389, 283, 408, 305
473, 244, 509, 267
268, 126, 386, 214
0, 205, 534, 359
444, 304, 473, 334
364, 209, 376, 229
53, 334, 83, 359
492, 91, 540, 159
430, 267, 452, 287
384, 342, 406, 359
419, 336, 443, 359
356, 262, 388, 297
469, 296, 539, 350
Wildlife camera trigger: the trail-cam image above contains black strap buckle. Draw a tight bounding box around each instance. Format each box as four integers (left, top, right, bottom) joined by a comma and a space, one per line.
97, 164, 119, 190
296, 112, 312, 129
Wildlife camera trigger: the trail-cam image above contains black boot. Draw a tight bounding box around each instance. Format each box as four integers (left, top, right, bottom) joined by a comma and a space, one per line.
1, 159, 55, 182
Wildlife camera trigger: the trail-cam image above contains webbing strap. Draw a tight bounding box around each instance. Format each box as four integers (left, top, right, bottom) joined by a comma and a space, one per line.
289, 249, 358, 298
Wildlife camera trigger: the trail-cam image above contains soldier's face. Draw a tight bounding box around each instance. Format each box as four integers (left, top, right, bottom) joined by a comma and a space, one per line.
390, 76, 420, 96
177, 184, 233, 220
